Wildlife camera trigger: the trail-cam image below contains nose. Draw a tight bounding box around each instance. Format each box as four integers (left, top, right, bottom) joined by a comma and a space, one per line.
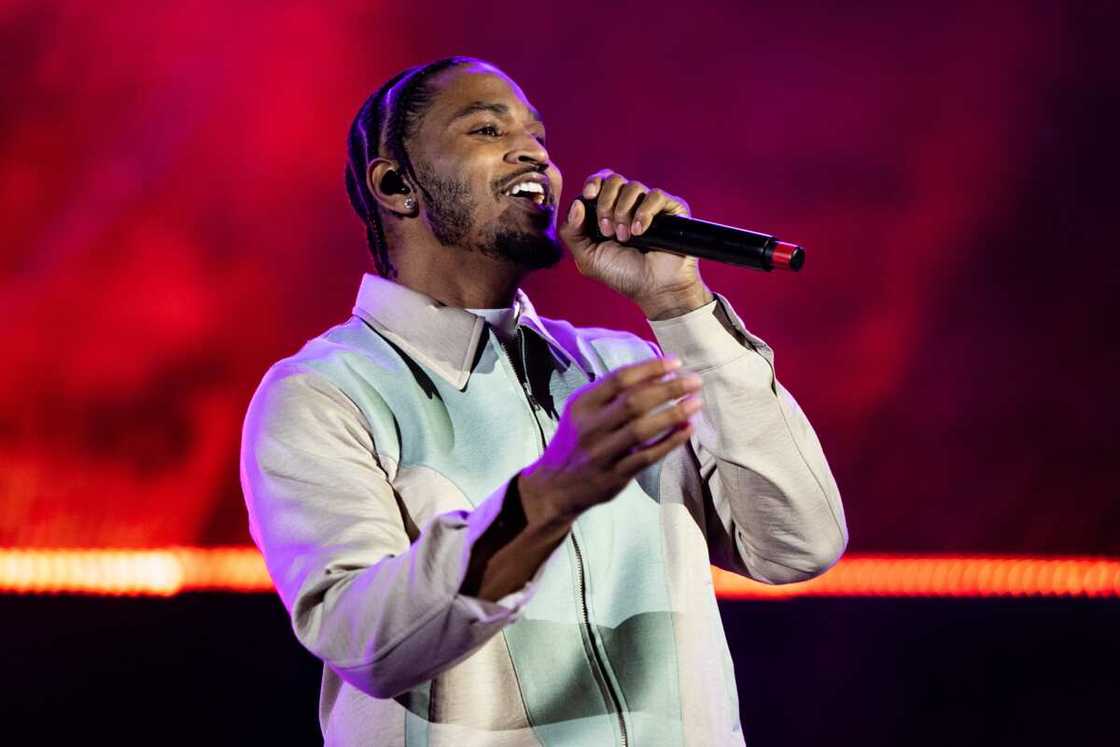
505, 130, 550, 169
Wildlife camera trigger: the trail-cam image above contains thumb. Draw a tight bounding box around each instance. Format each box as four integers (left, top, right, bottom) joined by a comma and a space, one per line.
558, 198, 593, 257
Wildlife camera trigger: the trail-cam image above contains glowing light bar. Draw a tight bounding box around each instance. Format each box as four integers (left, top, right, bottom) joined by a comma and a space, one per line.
713, 555, 1120, 600
0, 547, 273, 597
0, 549, 1117, 599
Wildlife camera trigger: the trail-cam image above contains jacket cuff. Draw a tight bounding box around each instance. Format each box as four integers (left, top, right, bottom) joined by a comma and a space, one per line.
453, 478, 540, 625
648, 293, 774, 372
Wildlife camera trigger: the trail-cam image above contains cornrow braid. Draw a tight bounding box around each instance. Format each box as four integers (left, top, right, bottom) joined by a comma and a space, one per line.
344, 56, 475, 278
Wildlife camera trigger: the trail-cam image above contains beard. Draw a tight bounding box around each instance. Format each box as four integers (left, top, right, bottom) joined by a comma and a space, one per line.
415, 162, 564, 270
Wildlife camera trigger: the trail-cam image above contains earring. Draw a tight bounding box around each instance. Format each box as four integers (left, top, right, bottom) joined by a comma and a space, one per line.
403, 197, 416, 211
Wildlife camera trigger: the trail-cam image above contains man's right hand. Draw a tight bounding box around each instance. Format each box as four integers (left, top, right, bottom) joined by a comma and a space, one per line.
518, 356, 702, 528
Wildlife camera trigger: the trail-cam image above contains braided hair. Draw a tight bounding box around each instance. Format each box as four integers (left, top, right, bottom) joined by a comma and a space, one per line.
344, 56, 475, 278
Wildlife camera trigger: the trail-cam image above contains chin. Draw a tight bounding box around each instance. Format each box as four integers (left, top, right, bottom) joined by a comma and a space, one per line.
477, 207, 561, 269
488, 227, 564, 270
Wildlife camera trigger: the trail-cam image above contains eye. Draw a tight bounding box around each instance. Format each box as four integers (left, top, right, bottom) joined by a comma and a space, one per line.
471, 124, 502, 137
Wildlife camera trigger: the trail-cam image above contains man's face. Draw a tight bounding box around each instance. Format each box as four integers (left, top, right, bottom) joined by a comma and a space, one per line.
408, 64, 564, 270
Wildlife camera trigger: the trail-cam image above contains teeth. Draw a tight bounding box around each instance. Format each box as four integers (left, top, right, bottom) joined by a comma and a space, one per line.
508, 181, 545, 196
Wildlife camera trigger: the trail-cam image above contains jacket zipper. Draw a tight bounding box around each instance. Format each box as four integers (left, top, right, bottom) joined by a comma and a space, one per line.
570, 528, 628, 747
498, 327, 628, 747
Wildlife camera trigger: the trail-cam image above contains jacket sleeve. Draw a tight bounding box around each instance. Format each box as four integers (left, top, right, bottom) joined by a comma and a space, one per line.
239, 365, 537, 699
648, 294, 848, 584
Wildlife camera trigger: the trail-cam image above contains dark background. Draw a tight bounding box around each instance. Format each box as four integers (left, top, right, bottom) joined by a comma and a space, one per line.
6, 594, 1117, 746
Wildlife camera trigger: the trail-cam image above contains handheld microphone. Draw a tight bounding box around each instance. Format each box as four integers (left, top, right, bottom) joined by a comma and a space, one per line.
578, 197, 805, 272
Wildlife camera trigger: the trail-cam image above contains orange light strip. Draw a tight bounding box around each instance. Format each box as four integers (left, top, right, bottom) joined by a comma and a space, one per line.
0, 549, 1117, 599
0, 547, 273, 597
713, 555, 1120, 600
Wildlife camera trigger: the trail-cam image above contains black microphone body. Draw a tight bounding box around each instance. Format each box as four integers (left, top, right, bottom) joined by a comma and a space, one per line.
577, 197, 804, 272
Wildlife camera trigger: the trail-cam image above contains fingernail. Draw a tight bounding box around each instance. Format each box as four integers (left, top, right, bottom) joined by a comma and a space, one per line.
683, 398, 702, 414
616, 223, 630, 242
599, 217, 613, 237
632, 220, 643, 235
684, 373, 702, 388
665, 356, 682, 369
567, 200, 579, 224
583, 182, 599, 198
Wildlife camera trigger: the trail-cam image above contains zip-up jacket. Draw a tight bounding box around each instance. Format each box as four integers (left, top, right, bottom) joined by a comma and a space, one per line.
240, 273, 848, 746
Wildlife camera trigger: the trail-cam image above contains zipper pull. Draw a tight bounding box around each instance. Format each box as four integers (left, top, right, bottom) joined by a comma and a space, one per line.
516, 326, 539, 409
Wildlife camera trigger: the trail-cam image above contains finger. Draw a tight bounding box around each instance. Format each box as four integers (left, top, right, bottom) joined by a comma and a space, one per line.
612, 422, 694, 478
611, 182, 649, 242
561, 198, 588, 247
595, 395, 702, 458
577, 356, 682, 410
630, 189, 677, 236
595, 174, 628, 238
581, 169, 616, 200
590, 371, 703, 434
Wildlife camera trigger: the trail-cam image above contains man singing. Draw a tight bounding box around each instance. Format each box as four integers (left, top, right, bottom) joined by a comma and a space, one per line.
241, 56, 847, 746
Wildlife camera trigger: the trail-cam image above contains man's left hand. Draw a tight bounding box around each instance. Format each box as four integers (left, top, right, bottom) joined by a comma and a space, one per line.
558, 170, 714, 320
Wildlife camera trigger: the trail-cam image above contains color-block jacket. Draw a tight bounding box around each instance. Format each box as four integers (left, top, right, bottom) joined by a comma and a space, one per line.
240, 273, 847, 746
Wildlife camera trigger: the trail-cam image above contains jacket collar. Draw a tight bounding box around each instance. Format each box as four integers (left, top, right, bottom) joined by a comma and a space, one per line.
351, 273, 572, 391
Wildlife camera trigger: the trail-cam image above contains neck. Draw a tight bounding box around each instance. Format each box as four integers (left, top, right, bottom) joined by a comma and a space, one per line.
390, 233, 527, 309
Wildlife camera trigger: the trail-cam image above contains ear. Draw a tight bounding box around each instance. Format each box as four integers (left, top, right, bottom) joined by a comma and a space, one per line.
367, 158, 416, 215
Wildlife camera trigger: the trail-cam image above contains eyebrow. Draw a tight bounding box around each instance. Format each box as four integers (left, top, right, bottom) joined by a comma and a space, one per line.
448, 100, 543, 125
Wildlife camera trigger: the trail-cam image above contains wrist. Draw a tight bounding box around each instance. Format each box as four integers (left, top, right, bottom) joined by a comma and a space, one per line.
636, 283, 714, 321
516, 469, 578, 533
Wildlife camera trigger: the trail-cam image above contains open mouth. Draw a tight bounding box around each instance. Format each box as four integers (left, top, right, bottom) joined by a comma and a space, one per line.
501, 176, 549, 209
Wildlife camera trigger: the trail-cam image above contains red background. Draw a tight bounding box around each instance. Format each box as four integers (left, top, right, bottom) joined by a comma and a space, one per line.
2, 0, 1116, 553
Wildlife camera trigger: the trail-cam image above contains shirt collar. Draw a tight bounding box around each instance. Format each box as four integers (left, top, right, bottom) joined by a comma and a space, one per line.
466, 301, 521, 345
351, 273, 572, 391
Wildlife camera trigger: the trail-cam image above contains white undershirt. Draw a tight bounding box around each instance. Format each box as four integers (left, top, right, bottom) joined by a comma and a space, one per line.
466, 299, 522, 345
